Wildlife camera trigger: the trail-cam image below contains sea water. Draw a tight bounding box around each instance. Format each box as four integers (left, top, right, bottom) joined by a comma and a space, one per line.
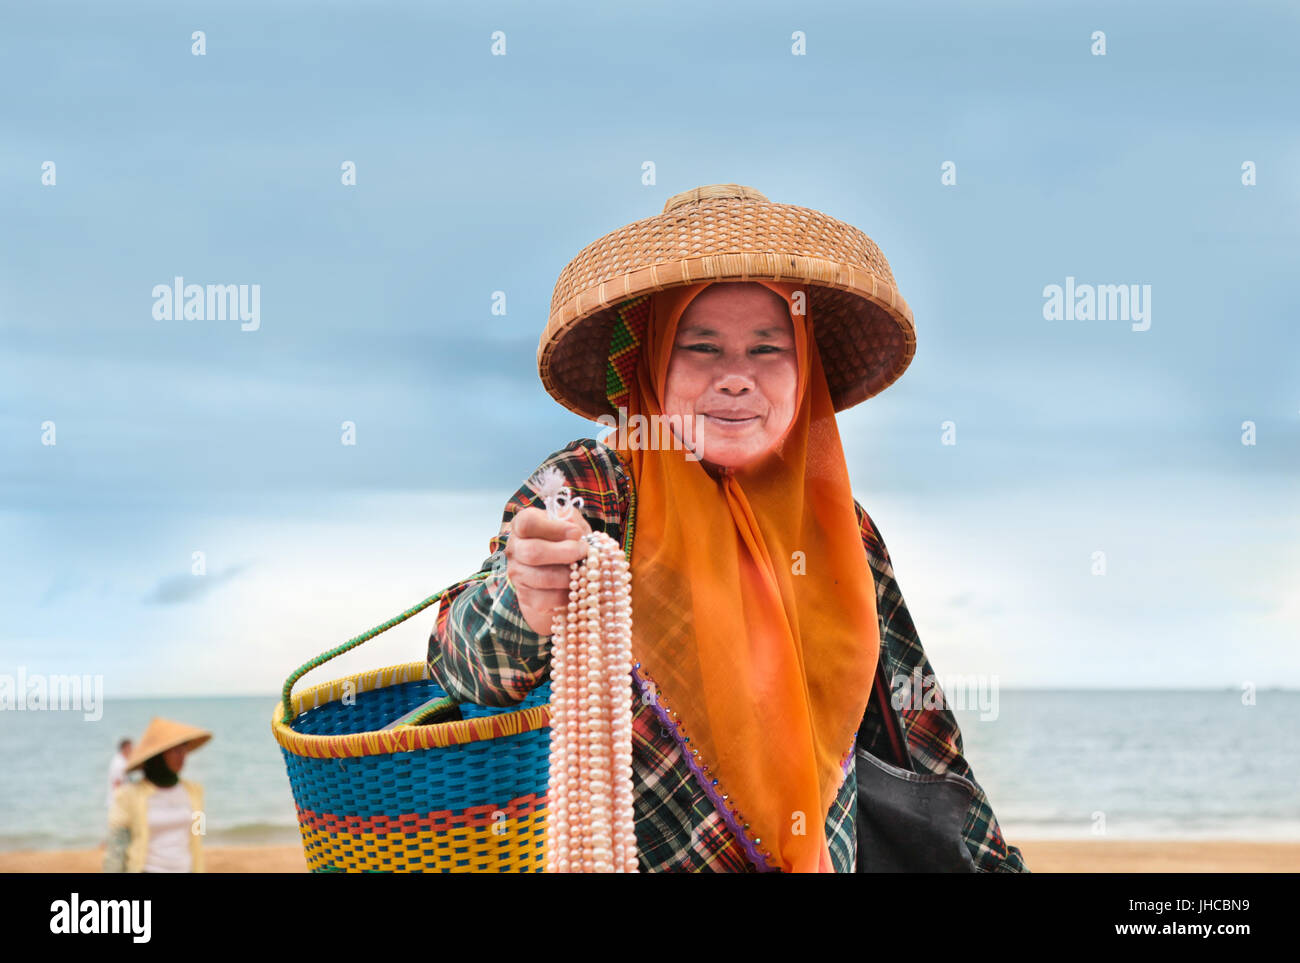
1, 689, 1298, 850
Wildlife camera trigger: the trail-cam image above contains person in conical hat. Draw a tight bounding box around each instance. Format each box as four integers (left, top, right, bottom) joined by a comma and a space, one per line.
427, 184, 1026, 873
104, 718, 211, 873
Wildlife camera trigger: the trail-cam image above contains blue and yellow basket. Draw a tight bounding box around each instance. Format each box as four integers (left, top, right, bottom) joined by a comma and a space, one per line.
271, 589, 552, 872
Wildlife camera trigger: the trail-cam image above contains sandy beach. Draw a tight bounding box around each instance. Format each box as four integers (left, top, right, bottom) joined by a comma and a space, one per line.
2, 840, 1299, 872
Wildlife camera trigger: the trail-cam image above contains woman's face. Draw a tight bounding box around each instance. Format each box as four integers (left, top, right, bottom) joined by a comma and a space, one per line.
163, 745, 187, 773
663, 283, 799, 470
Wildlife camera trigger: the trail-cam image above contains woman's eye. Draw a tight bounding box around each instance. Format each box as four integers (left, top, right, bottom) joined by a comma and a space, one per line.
681, 344, 784, 354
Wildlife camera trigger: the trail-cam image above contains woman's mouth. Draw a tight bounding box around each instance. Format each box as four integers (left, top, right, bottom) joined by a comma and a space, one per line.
701, 412, 760, 431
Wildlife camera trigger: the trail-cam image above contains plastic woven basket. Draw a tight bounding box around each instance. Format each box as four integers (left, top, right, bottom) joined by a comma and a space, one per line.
271, 588, 553, 872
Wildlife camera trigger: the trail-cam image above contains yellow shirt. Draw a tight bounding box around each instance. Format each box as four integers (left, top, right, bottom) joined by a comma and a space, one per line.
103, 779, 205, 873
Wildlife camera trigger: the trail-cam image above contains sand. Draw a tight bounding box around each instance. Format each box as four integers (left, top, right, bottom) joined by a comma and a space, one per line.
0, 844, 311, 873
2, 839, 1299, 872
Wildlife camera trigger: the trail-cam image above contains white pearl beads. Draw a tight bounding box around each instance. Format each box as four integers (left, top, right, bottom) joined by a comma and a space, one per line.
545, 531, 637, 873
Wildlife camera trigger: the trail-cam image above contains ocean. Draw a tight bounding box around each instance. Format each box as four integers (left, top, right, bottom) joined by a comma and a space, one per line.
2, 689, 1298, 851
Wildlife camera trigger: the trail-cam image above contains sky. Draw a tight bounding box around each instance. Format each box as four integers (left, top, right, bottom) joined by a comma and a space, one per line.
2, 0, 1297, 697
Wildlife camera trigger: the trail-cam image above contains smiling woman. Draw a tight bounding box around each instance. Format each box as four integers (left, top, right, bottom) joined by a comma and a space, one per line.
426, 183, 1027, 873
663, 283, 800, 473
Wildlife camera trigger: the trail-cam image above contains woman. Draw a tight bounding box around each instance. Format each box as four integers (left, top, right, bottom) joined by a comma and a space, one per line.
428, 184, 1026, 873
103, 717, 210, 873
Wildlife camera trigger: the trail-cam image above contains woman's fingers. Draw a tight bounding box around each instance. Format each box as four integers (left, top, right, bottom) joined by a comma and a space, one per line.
507, 505, 597, 635
508, 535, 589, 567
562, 510, 593, 538
514, 587, 570, 636
513, 506, 593, 539
507, 506, 594, 566
518, 587, 569, 612
513, 506, 575, 542
508, 560, 576, 591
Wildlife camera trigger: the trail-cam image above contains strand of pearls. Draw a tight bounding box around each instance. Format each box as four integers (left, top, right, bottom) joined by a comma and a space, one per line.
535, 468, 637, 873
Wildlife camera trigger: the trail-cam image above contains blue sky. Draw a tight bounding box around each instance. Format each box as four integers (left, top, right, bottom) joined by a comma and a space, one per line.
2, 0, 1297, 697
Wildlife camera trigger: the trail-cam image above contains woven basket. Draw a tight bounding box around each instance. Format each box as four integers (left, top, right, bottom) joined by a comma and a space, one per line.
271, 586, 553, 872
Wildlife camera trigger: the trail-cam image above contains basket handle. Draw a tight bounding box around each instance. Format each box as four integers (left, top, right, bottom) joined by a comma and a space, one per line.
278, 573, 490, 725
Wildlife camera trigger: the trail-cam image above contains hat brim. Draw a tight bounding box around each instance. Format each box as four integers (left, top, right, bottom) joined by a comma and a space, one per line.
537, 186, 917, 422
125, 732, 212, 771
540, 269, 915, 422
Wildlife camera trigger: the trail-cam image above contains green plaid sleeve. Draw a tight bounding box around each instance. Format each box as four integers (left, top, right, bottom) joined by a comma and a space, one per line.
427, 440, 621, 708
428, 546, 551, 708
854, 500, 1030, 874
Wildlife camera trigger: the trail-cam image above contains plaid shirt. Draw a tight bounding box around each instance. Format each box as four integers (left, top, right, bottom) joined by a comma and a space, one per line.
427, 438, 1027, 873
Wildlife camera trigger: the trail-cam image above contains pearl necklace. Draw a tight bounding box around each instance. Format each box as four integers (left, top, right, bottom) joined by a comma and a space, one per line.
534, 468, 637, 873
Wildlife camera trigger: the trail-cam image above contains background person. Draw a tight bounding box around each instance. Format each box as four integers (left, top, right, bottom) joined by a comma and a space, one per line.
105, 737, 133, 811
103, 718, 211, 873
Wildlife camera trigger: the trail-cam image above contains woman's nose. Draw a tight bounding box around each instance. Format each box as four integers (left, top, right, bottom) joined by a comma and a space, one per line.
714, 371, 755, 393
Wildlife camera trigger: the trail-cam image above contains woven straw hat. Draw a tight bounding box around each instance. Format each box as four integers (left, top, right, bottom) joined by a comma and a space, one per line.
537, 183, 916, 422
125, 717, 212, 771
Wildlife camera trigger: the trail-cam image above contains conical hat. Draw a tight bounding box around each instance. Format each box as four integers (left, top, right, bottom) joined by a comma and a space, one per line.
538, 183, 917, 422
124, 717, 212, 771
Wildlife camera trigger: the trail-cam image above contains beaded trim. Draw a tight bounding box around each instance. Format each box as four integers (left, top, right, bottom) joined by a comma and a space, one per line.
631, 661, 778, 872
840, 741, 855, 777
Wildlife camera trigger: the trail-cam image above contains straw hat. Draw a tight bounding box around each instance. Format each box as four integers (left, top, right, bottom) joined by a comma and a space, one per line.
125, 717, 212, 771
537, 183, 917, 422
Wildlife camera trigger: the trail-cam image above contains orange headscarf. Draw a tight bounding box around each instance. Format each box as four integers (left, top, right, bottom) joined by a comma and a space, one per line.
610, 280, 881, 873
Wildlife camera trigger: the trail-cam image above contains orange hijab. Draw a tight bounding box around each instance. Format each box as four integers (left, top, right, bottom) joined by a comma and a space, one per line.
609, 280, 881, 872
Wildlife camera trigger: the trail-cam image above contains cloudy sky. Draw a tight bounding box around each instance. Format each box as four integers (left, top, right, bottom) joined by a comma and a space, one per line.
2, 0, 1297, 697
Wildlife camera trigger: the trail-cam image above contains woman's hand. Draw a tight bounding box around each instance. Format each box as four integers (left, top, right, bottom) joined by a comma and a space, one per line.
505, 506, 594, 636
